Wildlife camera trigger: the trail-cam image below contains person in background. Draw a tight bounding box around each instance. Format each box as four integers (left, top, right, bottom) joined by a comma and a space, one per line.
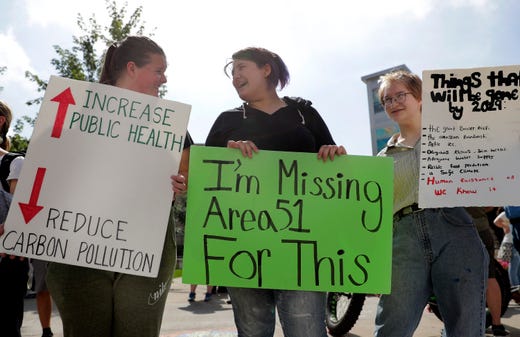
465, 207, 509, 336
503, 207, 520, 260
205, 47, 346, 337
374, 70, 487, 337
495, 207, 520, 304
0, 100, 30, 337
170, 194, 216, 304
188, 284, 214, 302
171, 188, 215, 304
45, 36, 193, 337
508, 242, 520, 303
488, 207, 505, 243
31, 259, 54, 337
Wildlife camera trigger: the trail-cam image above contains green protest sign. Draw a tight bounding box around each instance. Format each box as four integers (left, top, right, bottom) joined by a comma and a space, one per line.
183, 146, 393, 293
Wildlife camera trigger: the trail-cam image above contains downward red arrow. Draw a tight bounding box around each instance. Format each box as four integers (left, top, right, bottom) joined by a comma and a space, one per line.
50, 88, 76, 138
19, 168, 46, 224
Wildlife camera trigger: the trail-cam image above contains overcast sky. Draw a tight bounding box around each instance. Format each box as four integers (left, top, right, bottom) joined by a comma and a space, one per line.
0, 0, 518, 155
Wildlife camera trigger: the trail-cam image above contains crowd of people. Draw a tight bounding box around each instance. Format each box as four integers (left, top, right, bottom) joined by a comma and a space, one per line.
0, 35, 518, 337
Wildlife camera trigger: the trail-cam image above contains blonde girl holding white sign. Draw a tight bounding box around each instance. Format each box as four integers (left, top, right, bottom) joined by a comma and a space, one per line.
46, 36, 193, 337
374, 70, 487, 337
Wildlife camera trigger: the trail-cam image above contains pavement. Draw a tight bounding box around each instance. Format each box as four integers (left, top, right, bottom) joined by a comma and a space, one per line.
21, 278, 520, 337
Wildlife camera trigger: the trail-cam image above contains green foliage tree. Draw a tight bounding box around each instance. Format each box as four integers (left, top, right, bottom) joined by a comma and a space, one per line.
16, 0, 158, 150
9, 133, 29, 153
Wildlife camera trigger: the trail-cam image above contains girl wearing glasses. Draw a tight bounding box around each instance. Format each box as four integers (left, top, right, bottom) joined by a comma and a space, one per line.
374, 70, 487, 337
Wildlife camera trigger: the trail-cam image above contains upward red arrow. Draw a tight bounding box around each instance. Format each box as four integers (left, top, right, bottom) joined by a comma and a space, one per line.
19, 168, 46, 224
50, 88, 76, 138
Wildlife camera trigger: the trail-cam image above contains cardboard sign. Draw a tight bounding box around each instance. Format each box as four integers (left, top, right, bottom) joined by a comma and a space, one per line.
182, 146, 393, 293
420, 65, 520, 207
1, 76, 191, 277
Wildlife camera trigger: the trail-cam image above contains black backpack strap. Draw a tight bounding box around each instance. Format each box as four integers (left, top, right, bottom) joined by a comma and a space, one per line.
0, 152, 24, 192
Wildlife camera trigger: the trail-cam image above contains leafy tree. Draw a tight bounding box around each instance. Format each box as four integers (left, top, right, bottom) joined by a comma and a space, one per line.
10, 133, 29, 153
16, 0, 157, 148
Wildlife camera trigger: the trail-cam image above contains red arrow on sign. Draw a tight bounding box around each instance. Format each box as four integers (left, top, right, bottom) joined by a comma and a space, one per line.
19, 167, 46, 224
50, 88, 76, 138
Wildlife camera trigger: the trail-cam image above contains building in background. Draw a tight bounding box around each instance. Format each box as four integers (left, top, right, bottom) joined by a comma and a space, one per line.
361, 64, 410, 155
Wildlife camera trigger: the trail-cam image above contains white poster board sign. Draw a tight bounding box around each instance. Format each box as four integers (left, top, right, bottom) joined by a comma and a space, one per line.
419, 65, 520, 208
0, 76, 191, 277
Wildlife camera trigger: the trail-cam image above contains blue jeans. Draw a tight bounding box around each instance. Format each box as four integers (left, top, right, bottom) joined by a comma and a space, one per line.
510, 243, 520, 287
227, 287, 327, 337
375, 207, 487, 337
512, 221, 520, 255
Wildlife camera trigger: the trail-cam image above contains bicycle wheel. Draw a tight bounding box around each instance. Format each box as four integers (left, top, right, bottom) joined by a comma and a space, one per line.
325, 292, 366, 336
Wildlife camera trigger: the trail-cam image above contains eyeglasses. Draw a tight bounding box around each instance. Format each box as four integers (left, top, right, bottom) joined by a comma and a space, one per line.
381, 92, 412, 108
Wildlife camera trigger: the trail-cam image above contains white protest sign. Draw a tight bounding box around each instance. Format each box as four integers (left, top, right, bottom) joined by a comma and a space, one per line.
419, 65, 520, 207
1, 76, 191, 277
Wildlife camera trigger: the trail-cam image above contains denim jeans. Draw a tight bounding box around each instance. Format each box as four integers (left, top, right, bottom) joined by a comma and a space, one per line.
227, 287, 327, 337
510, 246, 520, 287
512, 221, 520, 256
375, 207, 487, 337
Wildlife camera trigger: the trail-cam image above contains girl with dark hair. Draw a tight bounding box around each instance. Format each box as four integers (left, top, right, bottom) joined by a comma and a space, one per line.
206, 47, 346, 337
46, 36, 193, 337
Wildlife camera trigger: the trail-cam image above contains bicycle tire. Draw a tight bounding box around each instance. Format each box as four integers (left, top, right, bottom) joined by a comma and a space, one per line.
325, 292, 366, 336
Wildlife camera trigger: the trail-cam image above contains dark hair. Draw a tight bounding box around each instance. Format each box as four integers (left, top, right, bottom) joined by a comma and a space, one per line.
378, 70, 422, 104
0, 101, 13, 150
99, 36, 165, 85
224, 47, 290, 90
